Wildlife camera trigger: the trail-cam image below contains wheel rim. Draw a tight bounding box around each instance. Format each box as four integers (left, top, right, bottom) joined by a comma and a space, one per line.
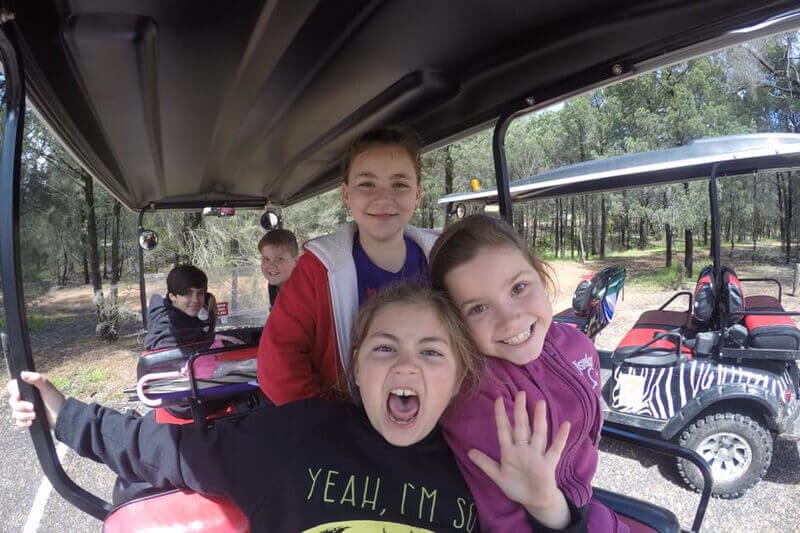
695, 431, 752, 483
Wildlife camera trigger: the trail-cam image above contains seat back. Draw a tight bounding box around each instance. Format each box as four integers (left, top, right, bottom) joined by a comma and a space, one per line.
721, 266, 744, 326
103, 489, 249, 533
692, 265, 716, 327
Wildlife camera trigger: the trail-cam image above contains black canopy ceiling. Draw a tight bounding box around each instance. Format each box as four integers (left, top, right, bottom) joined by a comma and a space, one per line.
4, 0, 800, 210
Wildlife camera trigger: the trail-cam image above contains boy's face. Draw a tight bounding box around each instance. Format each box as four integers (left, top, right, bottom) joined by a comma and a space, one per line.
168, 287, 207, 317
260, 244, 297, 286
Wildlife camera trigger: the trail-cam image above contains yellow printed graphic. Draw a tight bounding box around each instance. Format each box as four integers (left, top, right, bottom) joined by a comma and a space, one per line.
303, 520, 435, 533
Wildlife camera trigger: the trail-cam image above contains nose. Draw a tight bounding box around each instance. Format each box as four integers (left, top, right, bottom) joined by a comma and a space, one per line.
496, 303, 521, 330
391, 350, 419, 375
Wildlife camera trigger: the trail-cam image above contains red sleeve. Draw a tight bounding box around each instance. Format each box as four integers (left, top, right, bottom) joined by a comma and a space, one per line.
257, 253, 330, 405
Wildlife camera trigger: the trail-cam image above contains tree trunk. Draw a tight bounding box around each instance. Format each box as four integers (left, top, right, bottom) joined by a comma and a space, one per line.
600, 195, 607, 258
684, 228, 693, 277
665, 223, 672, 267
638, 217, 647, 250
81, 232, 90, 285
81, 171, 104, 305
111, 201, 121, 285
102, 210, 108, 279
570, 197, 575, 259
788, 171, 794, 264
553, 200, 560, 258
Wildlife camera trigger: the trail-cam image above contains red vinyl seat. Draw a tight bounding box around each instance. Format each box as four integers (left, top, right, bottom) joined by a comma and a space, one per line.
104, 489, 249, 533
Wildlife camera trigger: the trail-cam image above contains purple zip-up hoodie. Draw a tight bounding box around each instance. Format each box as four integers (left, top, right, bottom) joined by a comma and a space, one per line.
441, 321, 628, 533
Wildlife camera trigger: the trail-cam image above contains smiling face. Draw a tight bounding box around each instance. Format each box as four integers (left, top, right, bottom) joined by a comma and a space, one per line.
444, 246, 552, 365
260, 244, 297, 287
342, 144, 421, 246
355, 301, 460, 447
168, 287, 207, 317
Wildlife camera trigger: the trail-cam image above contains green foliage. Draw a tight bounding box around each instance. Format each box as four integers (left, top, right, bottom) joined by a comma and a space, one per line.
10, 29, 800, 300
0, 308, 51, 333
627, 264, 681, 289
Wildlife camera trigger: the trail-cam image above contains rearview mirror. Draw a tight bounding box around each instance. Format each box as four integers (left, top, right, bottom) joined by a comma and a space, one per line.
202, 207, 236, 217
138, 229, 159, 251
260, 209, 281, 230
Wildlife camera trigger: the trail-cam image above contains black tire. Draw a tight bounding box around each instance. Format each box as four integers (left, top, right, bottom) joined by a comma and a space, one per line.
677, 412, 772, 499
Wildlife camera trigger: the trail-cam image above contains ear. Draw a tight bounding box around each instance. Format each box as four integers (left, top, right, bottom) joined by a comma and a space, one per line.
341, 182, 350, 209
415, 184, 422, 208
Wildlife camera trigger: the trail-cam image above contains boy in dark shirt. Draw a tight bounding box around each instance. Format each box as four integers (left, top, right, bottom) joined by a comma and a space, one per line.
143, 264, 217, 351
257, 229, 298, 308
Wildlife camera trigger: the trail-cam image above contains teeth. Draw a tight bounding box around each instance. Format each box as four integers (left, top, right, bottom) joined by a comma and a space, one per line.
501, 326, 532, 345
390, 388, 417, 397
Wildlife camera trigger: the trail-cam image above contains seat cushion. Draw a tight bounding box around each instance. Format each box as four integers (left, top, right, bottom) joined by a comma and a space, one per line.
614, 326, 693, 366
743, 296, 800, 350
554, 308, 589, 330
635, 309, 691, 330
104, 489, 249, 533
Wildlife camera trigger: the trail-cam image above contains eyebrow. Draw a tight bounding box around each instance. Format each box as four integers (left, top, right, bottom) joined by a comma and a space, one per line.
368, 332, 448, 345
352, 172, 412, 180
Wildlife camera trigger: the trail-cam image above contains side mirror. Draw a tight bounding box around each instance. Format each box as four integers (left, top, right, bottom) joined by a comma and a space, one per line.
455, 203, 467, 219
260, 209, 281, 230
138, 229, 159, 251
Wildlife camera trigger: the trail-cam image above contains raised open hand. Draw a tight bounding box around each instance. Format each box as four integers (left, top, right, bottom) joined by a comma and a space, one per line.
468, 390, 571, 528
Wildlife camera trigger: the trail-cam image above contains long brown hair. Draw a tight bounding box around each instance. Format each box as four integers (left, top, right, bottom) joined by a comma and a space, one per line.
348, 283, 482, 389
430, 214, 555, 296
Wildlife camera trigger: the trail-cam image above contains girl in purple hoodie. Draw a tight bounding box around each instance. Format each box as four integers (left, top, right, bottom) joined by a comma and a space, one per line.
431, 215, 628, 533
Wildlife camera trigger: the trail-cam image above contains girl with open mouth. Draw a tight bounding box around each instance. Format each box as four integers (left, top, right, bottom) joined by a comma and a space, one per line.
8, 284, 584, 532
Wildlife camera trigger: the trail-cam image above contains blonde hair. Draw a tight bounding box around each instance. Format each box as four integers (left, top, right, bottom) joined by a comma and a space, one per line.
348, 284, 482, 389
430, 214, 555, 295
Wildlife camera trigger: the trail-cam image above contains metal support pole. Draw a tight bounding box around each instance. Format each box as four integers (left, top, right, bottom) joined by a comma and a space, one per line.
492, 111, 515, 225
138, 210, 148, 330
708, 164, 722, 329
0, 20, 111, 520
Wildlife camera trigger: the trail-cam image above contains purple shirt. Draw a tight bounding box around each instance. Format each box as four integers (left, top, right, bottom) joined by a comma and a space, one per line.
441, 322, 628, 533
353, 233, 429, 305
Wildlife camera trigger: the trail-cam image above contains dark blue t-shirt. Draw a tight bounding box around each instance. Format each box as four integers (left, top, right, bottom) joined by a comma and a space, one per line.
353, 233, 429, 305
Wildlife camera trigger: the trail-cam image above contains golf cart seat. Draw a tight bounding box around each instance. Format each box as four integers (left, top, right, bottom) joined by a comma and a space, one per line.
103, 489, 249, 533
742, 295, 800, 349
612, 266, 716, 366
554, 266, 625, 339
721, 270, 800, 351
135, 341, 265, 425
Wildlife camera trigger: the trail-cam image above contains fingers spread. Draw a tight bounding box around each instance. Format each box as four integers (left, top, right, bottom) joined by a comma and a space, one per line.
494, 397, 513, 448
468, 448, 501, 484
531, 400, 549, 451
512, 391, 530, 445
547, 421, 572, 461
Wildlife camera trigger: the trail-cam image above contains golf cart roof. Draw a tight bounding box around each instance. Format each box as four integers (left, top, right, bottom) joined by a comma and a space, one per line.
7, 1, 800, 210
438, 133, 800, 205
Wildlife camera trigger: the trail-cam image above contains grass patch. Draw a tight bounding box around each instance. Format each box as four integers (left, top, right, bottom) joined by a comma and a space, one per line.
0, 309, 53, 333
49, 367, 111, 396
627, 264, 681, 289
26, 311, 52, 332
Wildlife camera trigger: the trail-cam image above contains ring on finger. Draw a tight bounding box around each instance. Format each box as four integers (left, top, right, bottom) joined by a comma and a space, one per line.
516, 439, 530, 446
